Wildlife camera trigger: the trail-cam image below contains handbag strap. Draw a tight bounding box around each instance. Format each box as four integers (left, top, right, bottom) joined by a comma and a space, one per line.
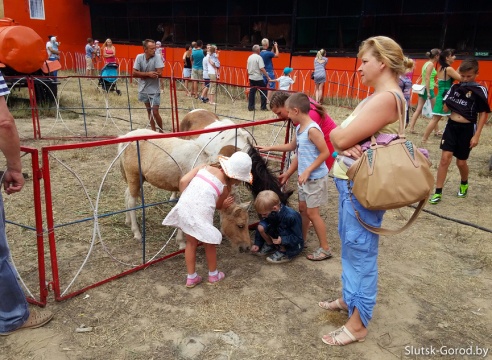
349, 193, 427, 235
370, 91, 406, 145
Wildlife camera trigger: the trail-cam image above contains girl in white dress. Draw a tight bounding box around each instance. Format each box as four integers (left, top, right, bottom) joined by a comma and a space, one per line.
162, 152, 253, 288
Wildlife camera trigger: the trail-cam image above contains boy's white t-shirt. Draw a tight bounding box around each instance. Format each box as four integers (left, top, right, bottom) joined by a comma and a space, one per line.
277, 75, 294, 90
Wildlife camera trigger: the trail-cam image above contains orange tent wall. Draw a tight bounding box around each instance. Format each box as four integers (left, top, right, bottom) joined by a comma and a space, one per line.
3, 0, 91, 55
2, 1, 491, 106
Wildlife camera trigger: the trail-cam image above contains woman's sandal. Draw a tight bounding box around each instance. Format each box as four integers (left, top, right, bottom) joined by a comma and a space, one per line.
321, 326, 366, 346
307, 247, 332, 261
318, 299, 347, 312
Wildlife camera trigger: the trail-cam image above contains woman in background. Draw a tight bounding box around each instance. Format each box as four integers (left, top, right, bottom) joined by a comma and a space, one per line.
407, 48, 440, 133
182, 44, 193, 96
421, 49, 461, 142
102, 39, 116, 64
313, 49, 328, 103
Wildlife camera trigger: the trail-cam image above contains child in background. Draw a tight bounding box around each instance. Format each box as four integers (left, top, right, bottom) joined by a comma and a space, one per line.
207, 45, 220, 105
199, 44, 212, 103
257, 92, 332, 261
252, 190, 303, 263
162, 152, 253, 287
273, 67, 296, 91
429, 58, 490, 204
398, 64, 413, 125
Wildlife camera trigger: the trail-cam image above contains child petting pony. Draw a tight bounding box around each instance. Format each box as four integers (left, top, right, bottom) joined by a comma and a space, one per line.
162, 152, 253, 288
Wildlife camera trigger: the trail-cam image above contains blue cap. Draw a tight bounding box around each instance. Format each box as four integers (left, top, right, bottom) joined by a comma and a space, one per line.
283, 67, 293, 75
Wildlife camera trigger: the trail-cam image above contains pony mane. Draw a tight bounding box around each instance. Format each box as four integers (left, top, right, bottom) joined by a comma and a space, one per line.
247, 143, 293, 205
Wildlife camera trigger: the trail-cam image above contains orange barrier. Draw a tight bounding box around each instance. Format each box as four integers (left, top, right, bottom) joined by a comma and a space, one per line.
61, 49, 492, 109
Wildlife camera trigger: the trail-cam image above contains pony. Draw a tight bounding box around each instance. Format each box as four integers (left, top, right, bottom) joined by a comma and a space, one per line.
118, 129, 252, 251
180, 109, 293, 204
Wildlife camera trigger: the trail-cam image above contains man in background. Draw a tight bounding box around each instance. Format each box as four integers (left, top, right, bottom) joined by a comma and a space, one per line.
247, 45, 270, 111
132, 39, 165, 132
260, 38, 279, 100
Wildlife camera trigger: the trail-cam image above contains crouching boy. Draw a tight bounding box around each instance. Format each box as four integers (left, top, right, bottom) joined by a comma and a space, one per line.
251, 190, 303, 263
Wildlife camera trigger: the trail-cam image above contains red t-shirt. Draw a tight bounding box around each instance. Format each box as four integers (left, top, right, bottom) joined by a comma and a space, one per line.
308, 99, 336, 170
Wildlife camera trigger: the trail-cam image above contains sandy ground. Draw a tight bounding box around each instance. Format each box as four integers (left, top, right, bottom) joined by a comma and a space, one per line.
1, 82, 492, 359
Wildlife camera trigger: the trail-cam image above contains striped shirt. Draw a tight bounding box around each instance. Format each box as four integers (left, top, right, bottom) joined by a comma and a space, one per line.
296, 122, 328, 180
0, 72, 10, 97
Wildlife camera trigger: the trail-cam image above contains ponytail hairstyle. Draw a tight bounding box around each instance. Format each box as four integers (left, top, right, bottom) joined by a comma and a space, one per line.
426, 48, 441, 60
310, 101, 327, 121
438, 48, 455, 70
316, 49, 326, 60
269, 91, 290, 110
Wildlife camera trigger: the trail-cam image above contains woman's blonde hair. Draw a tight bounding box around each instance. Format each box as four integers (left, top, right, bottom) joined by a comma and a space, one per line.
103, 38, 113, 48
358, 36, 413, 76
316, 49, 326, 60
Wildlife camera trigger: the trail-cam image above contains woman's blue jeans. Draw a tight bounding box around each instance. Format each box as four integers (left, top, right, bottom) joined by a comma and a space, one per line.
335, 178, 385, 327
0, 193, 29, 333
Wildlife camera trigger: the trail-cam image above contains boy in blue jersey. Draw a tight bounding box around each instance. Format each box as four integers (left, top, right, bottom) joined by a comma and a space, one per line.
257, 92, 332, 261
429, 58, 490, 204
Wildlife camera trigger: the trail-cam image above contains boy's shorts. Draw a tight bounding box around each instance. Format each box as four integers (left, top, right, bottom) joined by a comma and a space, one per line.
418, 88, 435, 100
298, 175, 328, 208
191, 68, 203, 80
138, 92, 161, 106
85, 57, 94, 70
203, 78, 210, 88
183, 68, 191, 78
440, 119, 475, 160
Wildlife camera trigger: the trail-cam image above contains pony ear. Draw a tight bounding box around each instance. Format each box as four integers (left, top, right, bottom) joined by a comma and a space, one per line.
238, 201, 251, 210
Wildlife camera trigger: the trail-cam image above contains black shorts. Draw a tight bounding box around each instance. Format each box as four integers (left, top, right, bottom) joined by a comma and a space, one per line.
440, 120, 475, 160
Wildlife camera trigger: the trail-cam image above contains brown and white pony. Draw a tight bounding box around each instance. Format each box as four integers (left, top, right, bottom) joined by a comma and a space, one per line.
118, 129, 251, 251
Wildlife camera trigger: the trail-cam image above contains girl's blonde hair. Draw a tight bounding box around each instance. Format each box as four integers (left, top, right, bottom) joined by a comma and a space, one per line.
316, 49, 326, 60
358, 36, 413, 76
103, 38, 113, 48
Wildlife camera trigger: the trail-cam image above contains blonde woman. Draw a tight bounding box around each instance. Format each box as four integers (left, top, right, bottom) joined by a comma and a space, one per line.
324, 36, 413, 346
313, 49, 328, 103
102, 38, 116, 64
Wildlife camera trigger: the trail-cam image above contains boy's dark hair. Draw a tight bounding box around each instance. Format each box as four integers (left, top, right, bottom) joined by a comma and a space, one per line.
438, 48, 455, 70
269, 91, 289, 110
196, 40, 203, 47
285, 92, 310, 114
459, 58, 479, 73
270, 92, 327, 121
87, 38, 93, 43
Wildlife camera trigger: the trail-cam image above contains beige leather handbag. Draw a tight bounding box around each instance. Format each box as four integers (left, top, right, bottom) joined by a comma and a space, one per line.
346, 92, 435, 235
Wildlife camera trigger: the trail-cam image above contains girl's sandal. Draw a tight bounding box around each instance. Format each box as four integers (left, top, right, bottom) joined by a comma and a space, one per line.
318, 299, 347, 312
307, 247, 332, 261
321, 326, 365, 346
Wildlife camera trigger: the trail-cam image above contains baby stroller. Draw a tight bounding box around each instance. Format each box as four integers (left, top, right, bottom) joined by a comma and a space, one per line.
98, 62, 121, 95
